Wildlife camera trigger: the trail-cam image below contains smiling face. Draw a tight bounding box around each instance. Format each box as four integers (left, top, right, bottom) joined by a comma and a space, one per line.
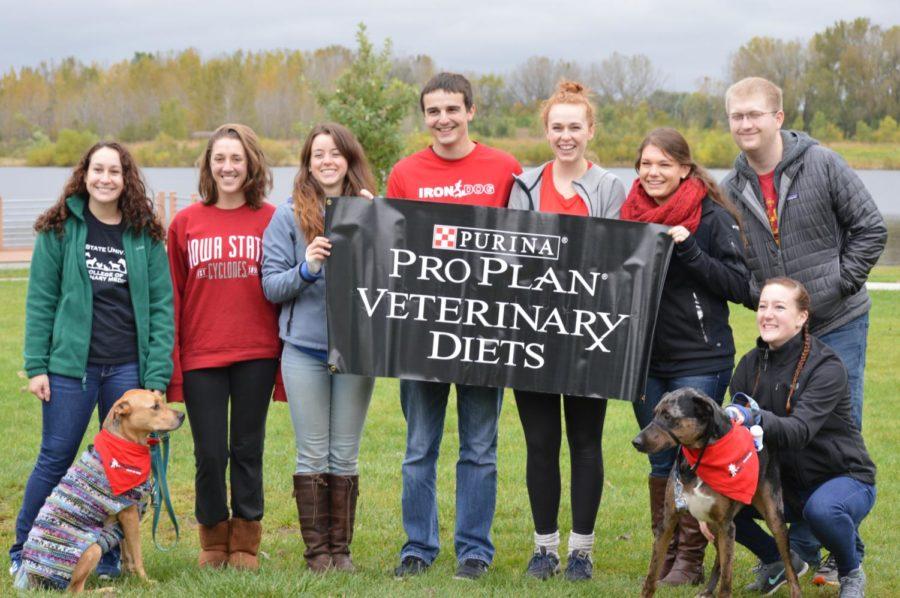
209, 137, 248, 199
757, 283, 809, 349
638, 144, 691, 203
546, 103, 594, 164
84, 147, 124, 207
422, 89, 475, 152
309, 134, 348, 196
727, 91, 784, 154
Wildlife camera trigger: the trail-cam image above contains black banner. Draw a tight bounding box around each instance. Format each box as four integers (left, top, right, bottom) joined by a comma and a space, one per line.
325, 197, 672, 402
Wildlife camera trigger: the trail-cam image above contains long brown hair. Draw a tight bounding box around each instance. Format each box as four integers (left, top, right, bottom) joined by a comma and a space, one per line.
635, 127, 742, 227
198, 123, 273, 208
752, 276, 812, 413
293, 123, 376, 241
34, 141, 164, 241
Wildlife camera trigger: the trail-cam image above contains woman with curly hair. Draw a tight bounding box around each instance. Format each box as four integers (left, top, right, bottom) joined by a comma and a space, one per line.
262, 123, 376, 572
166, 123, 281, 571
11, 141, 173, 578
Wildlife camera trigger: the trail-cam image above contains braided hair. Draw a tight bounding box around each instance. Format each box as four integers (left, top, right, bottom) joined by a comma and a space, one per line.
752, 276, 812, 413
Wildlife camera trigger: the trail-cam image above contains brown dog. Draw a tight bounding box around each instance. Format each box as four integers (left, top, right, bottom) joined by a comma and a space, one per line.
632, 388, 801, 598
16, 390, 184, 593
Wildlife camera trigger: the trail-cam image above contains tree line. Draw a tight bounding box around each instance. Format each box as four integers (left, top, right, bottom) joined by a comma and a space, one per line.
0, 19, 896, 175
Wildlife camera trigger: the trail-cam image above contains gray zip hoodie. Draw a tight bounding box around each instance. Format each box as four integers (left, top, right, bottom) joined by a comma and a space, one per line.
261, 199, 326, 350
508, 161, 626, 218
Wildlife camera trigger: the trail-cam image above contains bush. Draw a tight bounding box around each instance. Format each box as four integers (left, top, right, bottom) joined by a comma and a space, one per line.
24, 128, 99, 166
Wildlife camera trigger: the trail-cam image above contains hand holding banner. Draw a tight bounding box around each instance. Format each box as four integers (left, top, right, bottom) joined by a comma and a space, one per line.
325, 196, 672, 402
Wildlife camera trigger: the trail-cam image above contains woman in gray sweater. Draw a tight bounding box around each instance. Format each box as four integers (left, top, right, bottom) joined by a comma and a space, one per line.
262, 123, 376, 573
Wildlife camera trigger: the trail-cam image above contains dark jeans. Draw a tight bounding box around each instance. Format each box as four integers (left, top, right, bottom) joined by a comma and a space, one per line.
633, 370, 731, 478
183, 359, 277, 526
514, 391, 608, 535
735, 476, 875, 577
10, 362, 140, 561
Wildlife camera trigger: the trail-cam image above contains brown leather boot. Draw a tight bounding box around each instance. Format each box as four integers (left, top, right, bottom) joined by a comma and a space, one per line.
649, 476, 677, 579
660, 512, 706, 586
198, 520, 230, 568
328, 474, 359, 572
228, 518, 262, 571
293, 473, 332, 572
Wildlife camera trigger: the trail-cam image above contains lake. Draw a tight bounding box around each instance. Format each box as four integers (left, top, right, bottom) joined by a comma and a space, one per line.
1, 166, 898, 264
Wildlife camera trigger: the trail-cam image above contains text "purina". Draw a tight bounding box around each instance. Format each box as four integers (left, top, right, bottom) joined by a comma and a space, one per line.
432, 225, 561, 260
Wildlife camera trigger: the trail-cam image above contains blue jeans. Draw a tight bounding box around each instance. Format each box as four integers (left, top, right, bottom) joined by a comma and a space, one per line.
819, 312, 868, 429
790, 312, 870, 564
735, 476, 875, 577
281, 344, 374, 475
633, 370, 731, 478
9, 362, 140, 563
399, 380, 502, 565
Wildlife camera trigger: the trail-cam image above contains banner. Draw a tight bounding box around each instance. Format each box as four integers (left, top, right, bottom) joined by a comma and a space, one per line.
325, 197, 672, 402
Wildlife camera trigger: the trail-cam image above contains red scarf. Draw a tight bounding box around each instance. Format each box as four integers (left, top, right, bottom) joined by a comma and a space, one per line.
93, 429, 151, 496
681, 422, 759, 505
620, 176, 706, 233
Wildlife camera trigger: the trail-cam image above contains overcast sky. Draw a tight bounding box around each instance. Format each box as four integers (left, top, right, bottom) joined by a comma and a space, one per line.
1, 0, 897, 91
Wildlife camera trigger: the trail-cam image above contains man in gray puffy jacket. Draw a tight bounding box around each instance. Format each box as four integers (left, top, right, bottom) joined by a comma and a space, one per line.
722, 76, 885, 588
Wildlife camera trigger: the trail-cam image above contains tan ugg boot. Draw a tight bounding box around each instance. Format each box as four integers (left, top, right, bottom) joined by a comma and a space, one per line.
227, 518, 262, 571
198, 520, 230, 568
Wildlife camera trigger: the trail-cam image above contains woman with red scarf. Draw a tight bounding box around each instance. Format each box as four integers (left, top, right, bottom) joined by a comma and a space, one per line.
621, 127, 750, 587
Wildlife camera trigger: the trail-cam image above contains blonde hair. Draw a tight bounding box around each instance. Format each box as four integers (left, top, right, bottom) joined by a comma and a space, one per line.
725, 77, 783, 113
540, 80, 595, 128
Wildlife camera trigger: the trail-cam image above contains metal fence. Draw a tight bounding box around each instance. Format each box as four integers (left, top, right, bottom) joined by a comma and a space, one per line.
0, 192, 198, 256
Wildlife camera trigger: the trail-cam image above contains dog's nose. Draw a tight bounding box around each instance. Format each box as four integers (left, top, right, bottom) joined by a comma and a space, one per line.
632, 435, 644, 451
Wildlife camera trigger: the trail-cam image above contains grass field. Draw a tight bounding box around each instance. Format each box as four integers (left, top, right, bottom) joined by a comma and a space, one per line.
0, 274, 896, 596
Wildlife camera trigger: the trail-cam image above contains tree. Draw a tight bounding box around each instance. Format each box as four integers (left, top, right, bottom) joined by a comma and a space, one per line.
317, 23, 416, 188
509, 56, 581, 106
589, 53, 663, 105
729, 37, 807, 120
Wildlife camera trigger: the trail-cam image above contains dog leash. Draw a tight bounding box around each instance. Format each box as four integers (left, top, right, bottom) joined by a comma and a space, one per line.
149, 432, 180, 550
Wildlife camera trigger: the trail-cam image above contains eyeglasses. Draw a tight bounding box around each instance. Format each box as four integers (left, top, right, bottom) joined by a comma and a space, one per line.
728, 111, 779, 124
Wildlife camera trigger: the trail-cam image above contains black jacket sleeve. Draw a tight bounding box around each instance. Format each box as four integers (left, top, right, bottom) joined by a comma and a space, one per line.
757, 356, 847, 450
675, 210, 751, 306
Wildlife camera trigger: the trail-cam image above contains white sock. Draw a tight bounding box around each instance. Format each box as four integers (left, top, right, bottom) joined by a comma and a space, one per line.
567, 531, 594, 558
534, 530, 560, 557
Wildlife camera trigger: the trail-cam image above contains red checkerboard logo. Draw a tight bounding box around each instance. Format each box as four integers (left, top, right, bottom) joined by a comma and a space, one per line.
433, 225, 457, 249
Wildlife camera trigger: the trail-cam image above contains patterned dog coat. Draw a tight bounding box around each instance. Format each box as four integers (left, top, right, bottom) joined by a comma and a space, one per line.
15, 446, 150, 590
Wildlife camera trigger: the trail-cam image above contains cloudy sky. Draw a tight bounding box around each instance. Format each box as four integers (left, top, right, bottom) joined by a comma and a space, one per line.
1, 0, 896, 90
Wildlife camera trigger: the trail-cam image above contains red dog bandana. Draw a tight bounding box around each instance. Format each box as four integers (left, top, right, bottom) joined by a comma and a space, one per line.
93, 429, 151, 496
682, 422, 759, 505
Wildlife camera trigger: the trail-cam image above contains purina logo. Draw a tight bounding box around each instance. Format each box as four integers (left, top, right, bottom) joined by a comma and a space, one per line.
432, 225, 562, 260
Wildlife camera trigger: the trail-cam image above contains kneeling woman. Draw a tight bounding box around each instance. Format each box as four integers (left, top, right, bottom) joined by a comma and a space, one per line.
729, 277, 875, 595
508, 80, 626, 581
262, 123, 376, 572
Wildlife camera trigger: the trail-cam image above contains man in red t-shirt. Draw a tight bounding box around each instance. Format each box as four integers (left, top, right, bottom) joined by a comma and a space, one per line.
387, 73, 521, 581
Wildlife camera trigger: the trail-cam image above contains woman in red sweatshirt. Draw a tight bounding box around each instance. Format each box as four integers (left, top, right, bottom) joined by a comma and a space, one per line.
167, 123, 280, 571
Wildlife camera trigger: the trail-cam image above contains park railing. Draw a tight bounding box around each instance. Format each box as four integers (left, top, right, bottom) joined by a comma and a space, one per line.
0, 192, 198, 262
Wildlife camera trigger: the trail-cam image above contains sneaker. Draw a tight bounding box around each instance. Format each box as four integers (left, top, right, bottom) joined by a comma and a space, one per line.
839, 566, 865, 598
454, 558, 489, 581
525, 547, 560, 580
813, 554, 840, 586
745, 551, 809, 595
8, 557, 21, 578
564, 550, 593, 581
394, 555, 429, 579
95, 550, 122, 580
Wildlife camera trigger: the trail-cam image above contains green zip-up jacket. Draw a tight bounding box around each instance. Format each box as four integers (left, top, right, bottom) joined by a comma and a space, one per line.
23, 195, 174, 391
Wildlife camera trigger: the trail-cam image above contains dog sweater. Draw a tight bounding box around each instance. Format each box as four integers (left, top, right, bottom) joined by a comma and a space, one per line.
15, 446, 150, 590
682, 422, 759, 504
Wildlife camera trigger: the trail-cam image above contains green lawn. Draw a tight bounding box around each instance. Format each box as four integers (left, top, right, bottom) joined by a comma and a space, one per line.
0, 278, 896, 596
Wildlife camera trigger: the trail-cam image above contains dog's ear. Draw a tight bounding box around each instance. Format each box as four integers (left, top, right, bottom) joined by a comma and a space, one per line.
691, 391, 732, 438
103, 399, 132, 429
